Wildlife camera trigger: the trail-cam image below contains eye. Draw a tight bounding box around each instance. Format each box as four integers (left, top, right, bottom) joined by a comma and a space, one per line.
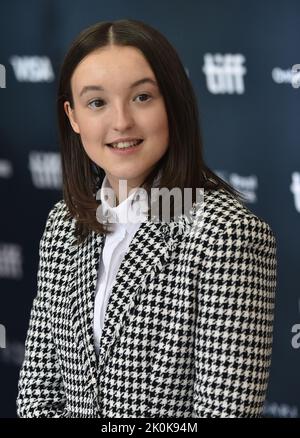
88, 99, 105, 109
135, 93, 152, 103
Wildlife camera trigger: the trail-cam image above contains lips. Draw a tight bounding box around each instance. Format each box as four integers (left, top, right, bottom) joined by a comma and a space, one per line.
105, 140, 144, 154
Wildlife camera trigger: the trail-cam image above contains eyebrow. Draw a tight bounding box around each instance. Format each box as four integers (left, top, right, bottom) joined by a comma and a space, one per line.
79, 77, 158, 97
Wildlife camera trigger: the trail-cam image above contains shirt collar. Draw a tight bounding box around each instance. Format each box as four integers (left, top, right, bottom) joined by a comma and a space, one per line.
99, 175, 147, 233
98, 170, 162, 232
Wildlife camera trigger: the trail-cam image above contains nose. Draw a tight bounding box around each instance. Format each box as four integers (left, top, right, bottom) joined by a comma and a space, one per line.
111, 102, 134, 132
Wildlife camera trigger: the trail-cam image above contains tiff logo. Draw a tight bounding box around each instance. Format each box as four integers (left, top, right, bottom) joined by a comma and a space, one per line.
0, 64, 6, 88
0, 340, 25, 365
29, 151, 62, 189
263, 401, 299, 418
202, 53, 247, 94
0, 243, 23, 279
0, 324, 6, 348
0, 159, 13, 178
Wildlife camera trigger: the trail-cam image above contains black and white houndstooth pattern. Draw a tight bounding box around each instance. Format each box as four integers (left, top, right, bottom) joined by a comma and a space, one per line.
16, 187, 277, 418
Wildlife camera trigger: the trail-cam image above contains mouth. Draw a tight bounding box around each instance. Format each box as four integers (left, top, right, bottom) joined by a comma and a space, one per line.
105, 139, 144, 154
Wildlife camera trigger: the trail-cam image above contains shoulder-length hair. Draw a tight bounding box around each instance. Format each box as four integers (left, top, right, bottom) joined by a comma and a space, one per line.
57, 18, 245, 245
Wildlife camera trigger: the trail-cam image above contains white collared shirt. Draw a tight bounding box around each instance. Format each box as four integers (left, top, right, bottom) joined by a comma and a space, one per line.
93, 175, 148, 356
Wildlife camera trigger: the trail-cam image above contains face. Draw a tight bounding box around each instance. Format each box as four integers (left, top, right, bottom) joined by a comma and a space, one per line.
64, 45, 169, 199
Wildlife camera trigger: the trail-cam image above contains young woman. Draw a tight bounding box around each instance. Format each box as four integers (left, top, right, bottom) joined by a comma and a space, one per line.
16, 19, 277, 418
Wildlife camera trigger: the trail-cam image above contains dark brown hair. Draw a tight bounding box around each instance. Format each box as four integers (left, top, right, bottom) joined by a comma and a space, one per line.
57, 18, 245, 245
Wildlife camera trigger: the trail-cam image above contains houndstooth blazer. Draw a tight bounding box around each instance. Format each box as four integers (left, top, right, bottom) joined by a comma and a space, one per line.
16, 187, 277, 418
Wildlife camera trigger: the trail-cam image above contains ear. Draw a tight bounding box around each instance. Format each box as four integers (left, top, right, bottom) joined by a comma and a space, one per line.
64, 101, 80, 134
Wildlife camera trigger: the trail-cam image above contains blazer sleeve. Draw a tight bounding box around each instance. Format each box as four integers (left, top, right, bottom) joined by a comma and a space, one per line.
16, 203, 69, 418
193, 215, 277, 417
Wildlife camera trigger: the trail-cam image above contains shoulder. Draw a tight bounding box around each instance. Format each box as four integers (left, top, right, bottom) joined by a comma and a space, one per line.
192, 188, 276, 247
41, 199, 76, 242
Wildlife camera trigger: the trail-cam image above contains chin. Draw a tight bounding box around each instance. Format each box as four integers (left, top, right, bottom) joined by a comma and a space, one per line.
109, 169, 148, 183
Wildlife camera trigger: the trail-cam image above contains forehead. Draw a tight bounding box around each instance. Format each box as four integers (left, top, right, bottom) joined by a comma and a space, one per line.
71, 45, 155, 92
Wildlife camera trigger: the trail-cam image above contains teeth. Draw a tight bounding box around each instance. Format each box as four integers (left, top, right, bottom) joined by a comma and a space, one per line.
111, 140, 142, 149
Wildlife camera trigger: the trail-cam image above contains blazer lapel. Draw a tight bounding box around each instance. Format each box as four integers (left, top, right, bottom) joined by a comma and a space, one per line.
96, 217, 187, 375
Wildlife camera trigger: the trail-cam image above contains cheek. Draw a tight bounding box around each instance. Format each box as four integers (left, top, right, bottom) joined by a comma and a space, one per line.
156, 113, 169, 146
78, 116, 103, 142
146, 105, 169, 141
